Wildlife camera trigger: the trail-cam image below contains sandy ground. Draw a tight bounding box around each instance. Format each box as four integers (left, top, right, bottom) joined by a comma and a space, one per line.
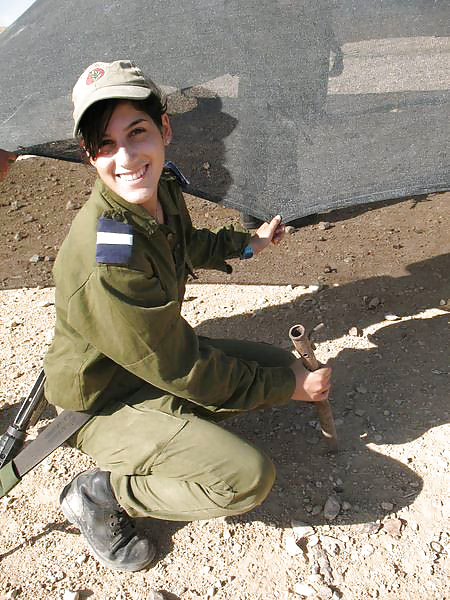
0, 157, 449, 600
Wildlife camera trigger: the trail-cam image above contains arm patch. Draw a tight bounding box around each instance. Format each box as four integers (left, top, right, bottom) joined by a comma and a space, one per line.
96, 217, 134, 265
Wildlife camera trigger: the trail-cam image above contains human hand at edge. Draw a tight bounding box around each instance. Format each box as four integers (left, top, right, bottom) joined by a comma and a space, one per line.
290, 360, 332, 402
0, 149, 17, 181
248, 215, 285, 255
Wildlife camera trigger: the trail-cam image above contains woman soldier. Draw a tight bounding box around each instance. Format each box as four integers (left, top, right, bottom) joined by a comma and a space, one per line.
43, 60, 331, 571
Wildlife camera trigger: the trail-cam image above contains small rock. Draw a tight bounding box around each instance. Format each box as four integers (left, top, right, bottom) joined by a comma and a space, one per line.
368, 297, 381, 309
321, 537, 340, 556
430, 541, 443, 553
294, 582, 316, 597
48, 570, 65, 583
5, 589, 21, 599
323, 265, 333, 273
75, 553, 88, 565
29, 254, 44, 263
318, 221, 332, 231
381, 502, 394, 511
341, 501, 352, 511
361, 543, 375, 557
7, 319, 23, 329
385, 313, 400, 321
355, 384, 367, 394
323, 496, 340, 520
63, 591, 80, 600
285, 536, 302, 556
315, 584, 333, 599
285, 225, 296, 234
311, 505, 322, 516
14, 232, 26, 241
148, 592, 166, 600
308, 534, 320, 546
38, 300, 54, 308
354, 409, 365, 416
348, 326, 361, 337
383, 518, 403, 537
291, 520, 315, 540
439, 299, 447, 306
65, 200, 81, 210
357, 522, 381, 535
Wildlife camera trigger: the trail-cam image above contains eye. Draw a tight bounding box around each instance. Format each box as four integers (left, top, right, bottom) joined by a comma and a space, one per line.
99, 138, 114, 148
130, 127, 147, 137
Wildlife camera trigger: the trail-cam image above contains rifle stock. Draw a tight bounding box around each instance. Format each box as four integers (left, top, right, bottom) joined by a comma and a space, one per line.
0, 369, 47, 469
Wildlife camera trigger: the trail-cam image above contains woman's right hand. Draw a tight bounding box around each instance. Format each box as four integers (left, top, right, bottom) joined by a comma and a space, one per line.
0, 149, 16, 181
290, 360, 332, 402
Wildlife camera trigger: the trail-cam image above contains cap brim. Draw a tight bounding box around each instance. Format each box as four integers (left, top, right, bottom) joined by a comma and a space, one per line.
73, 85, 153, 136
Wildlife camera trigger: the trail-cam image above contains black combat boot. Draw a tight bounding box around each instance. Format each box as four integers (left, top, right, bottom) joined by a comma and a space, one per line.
60, 469, 155, 571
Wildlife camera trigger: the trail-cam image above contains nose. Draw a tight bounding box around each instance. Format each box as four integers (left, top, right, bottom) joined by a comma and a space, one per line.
115, 142, 135, 167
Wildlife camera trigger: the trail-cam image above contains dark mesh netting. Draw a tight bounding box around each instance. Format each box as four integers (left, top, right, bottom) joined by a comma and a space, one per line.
1, 0, 448, 221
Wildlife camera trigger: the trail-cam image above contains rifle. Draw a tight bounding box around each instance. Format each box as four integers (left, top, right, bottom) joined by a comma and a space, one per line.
0, 369, 47, 469
0, 370, 93, 498
289, 324, 338, 452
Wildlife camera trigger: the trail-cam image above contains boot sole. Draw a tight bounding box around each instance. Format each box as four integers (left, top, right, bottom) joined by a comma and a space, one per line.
60, 482, 156, 572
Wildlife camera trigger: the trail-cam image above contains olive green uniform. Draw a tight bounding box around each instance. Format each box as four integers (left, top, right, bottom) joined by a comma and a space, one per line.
44, 167, 296, 520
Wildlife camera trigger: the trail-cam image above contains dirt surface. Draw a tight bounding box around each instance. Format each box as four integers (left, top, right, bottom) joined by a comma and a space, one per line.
0, 157, 449, 600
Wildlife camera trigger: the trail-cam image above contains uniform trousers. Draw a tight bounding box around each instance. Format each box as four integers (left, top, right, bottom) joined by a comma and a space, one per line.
74, 338, 295, 520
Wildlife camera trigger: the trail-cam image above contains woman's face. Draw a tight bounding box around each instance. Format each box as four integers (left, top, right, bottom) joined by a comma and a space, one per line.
89, 101, 172, 212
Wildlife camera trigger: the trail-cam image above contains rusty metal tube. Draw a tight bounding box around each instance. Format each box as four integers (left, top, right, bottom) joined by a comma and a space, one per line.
289, 324, 338, 452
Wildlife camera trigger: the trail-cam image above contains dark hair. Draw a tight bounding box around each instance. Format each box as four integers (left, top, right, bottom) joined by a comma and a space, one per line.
77, 94, 167, 159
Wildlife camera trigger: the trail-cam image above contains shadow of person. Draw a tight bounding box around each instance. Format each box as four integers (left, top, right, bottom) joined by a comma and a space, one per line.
191, 254, 448, 527
166, 91, 237, 203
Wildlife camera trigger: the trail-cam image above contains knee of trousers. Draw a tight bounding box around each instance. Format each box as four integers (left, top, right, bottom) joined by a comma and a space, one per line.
229, 448, 276, 513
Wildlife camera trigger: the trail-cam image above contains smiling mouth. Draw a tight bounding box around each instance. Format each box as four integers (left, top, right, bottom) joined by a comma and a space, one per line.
116, 164, 148, 182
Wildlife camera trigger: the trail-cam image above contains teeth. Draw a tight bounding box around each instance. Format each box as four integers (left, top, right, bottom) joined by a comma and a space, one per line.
117, 166, 146, 181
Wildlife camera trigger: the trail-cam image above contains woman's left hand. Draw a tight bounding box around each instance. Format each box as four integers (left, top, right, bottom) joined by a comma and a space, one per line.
248, 215, 285, 255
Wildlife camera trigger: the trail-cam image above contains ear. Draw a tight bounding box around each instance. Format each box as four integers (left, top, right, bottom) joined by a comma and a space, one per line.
162, 113, 173, 146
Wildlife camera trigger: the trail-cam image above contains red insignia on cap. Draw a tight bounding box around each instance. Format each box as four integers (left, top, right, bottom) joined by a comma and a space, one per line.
86, 68, 105, 85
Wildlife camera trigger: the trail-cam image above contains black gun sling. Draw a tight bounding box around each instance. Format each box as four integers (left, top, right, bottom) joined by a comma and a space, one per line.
0, 410, 92, 498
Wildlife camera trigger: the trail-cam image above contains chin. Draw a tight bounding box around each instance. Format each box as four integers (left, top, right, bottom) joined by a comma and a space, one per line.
124, 190, 155, 206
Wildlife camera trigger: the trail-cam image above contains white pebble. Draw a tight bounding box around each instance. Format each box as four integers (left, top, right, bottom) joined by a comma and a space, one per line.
63, 591, 80, 600
294, 582, 316, 597
291, 520, 314, 539
285, 536, 302, 556
385, 313, 400, 321
361, 544, 375, 557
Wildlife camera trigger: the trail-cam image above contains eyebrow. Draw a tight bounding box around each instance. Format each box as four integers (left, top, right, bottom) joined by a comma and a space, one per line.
125, 118, 148, 130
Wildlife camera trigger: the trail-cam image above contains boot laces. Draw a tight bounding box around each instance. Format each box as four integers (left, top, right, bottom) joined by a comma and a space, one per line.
108, 508, 136, 550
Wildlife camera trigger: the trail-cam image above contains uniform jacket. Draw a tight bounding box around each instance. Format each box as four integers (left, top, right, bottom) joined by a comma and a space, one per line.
44, 167, 296, 412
